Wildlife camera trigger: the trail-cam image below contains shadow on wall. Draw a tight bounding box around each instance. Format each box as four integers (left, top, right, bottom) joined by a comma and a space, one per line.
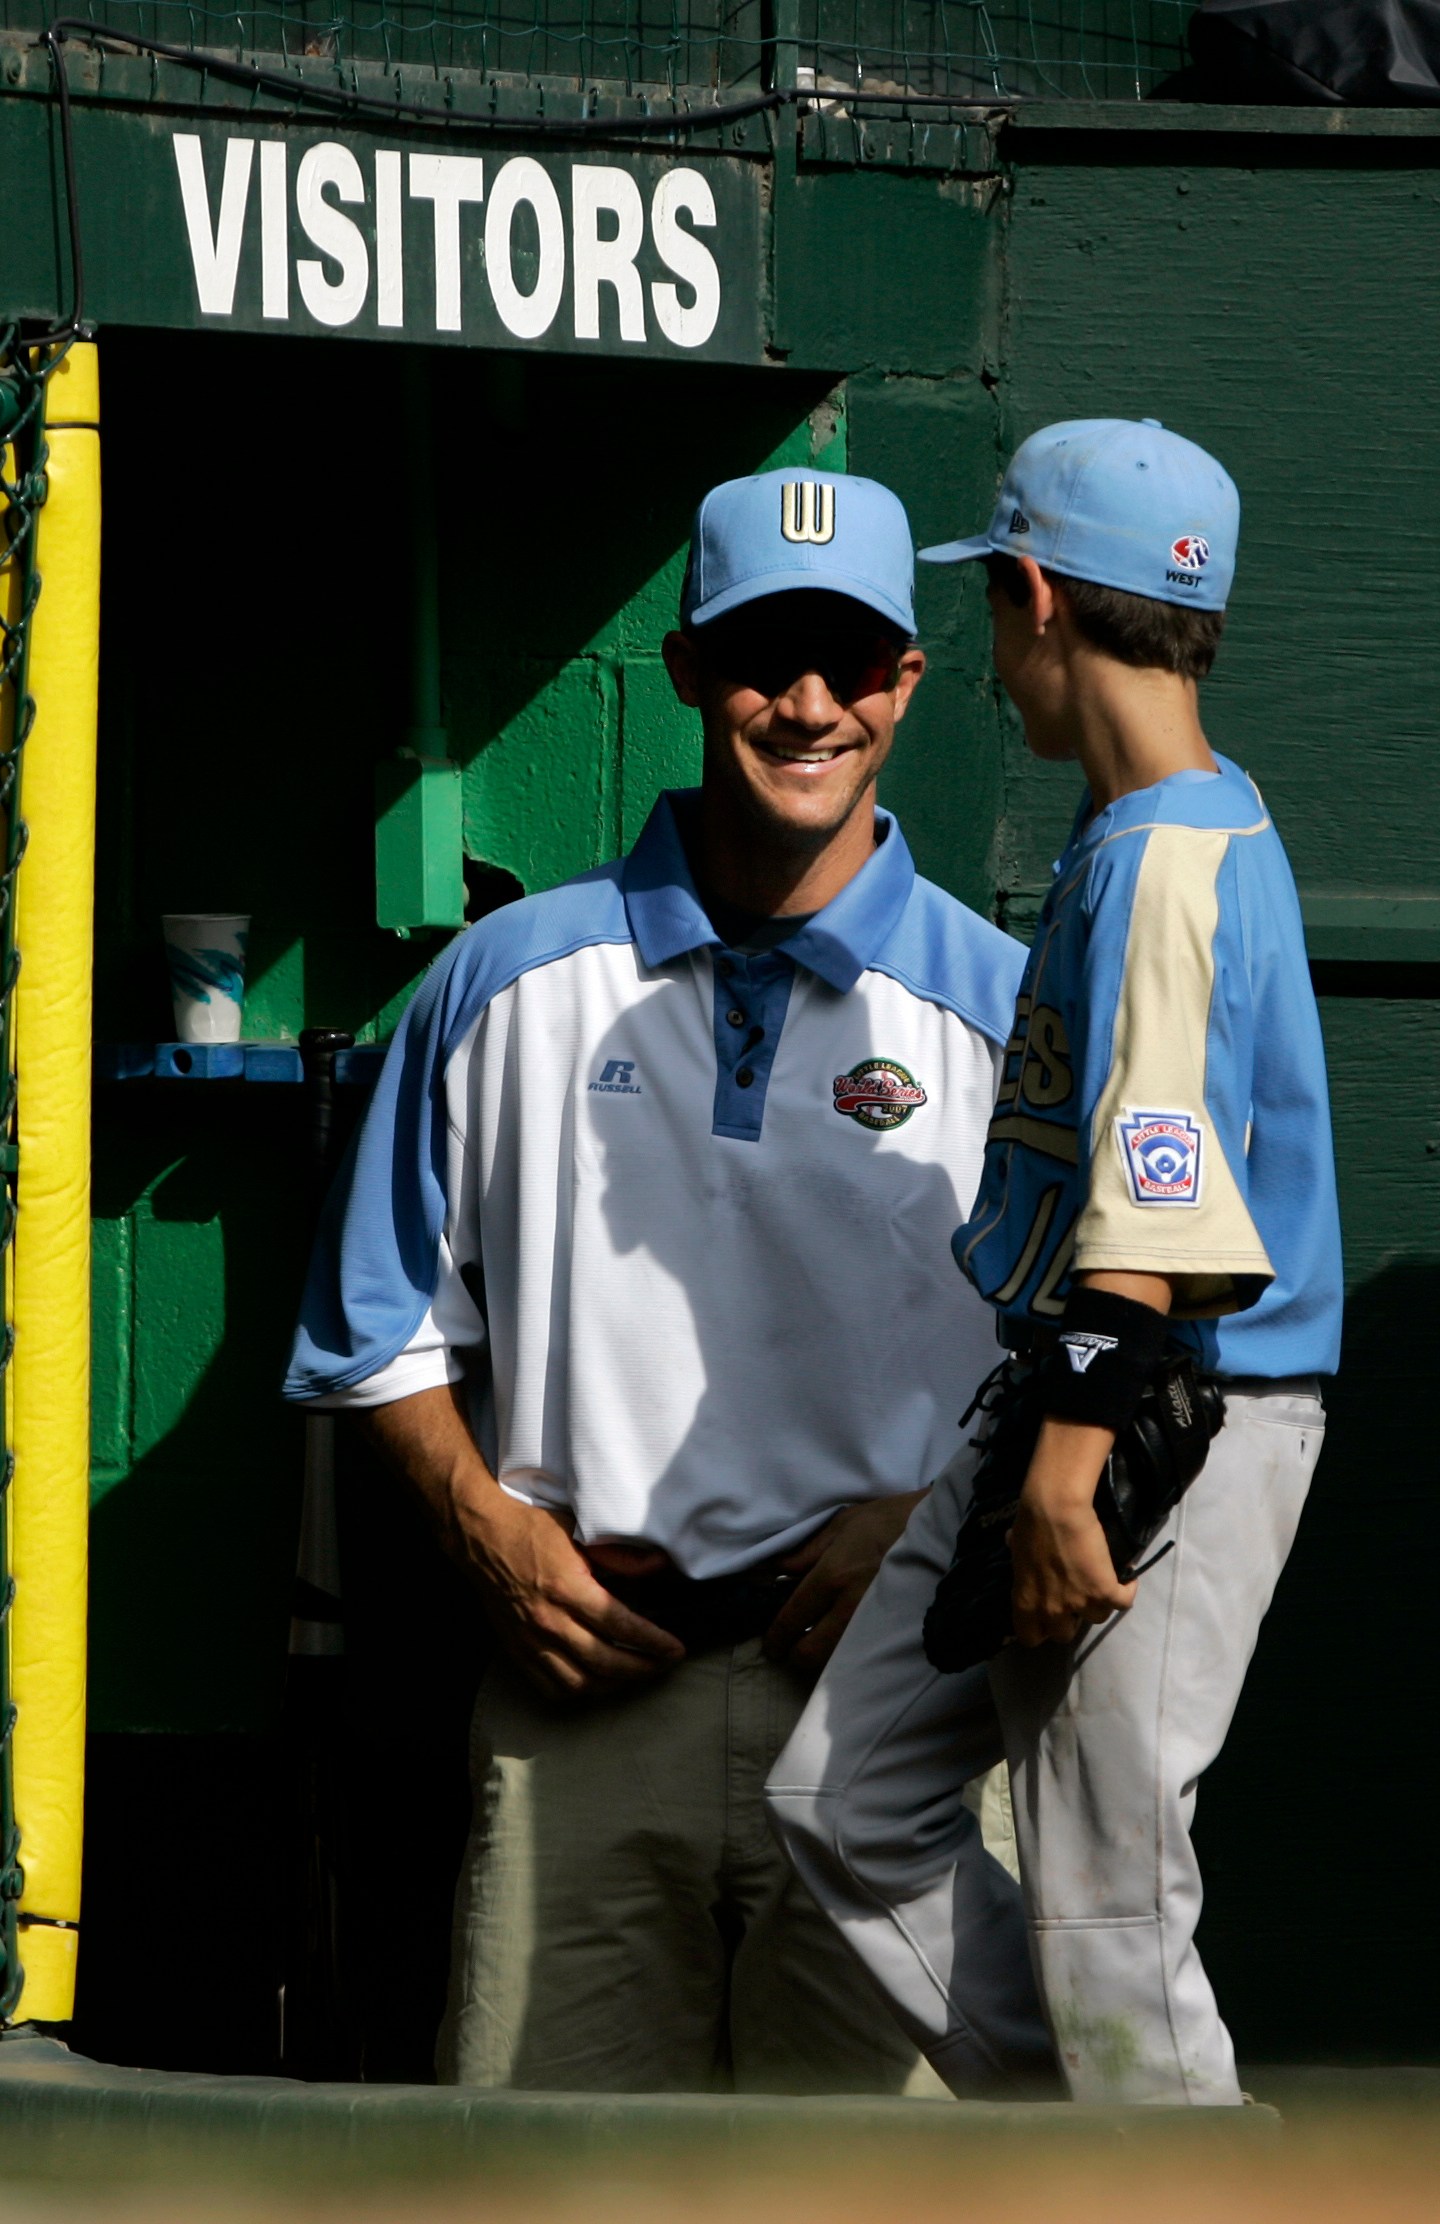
431, 348, 844, 778
1195, 1258, 1440, 2063
91, 331, 843, 1048
73, 1427, 482, 2082
76, 1084, 312, 2072
88, 1086, 314, 1735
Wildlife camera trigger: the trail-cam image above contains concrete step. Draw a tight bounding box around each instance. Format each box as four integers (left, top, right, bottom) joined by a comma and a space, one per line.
0, 2029, 1281, 2182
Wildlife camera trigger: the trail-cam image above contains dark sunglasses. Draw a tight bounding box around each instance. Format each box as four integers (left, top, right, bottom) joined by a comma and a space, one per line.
701, 620, 904, 705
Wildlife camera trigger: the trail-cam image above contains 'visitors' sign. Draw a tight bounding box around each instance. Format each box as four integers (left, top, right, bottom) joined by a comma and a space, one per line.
169, 131, 761, 357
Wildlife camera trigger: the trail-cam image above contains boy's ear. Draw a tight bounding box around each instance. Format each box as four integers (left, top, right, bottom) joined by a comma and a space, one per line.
662, 630, 703, 708
1017, 555, 1061, 635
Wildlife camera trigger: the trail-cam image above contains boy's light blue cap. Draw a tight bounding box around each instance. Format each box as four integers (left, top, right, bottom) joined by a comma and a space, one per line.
682, 468, 916, 635
920, 418, 1240, 612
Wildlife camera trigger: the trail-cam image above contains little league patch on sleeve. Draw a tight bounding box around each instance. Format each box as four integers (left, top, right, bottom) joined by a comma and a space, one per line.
1116, 1108, 1204, 1206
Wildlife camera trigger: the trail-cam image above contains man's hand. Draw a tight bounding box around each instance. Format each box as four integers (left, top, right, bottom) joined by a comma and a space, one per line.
1009, 1418, 1137, 1648
763, 1492, 925, 1679
366, 1385, 683, 1701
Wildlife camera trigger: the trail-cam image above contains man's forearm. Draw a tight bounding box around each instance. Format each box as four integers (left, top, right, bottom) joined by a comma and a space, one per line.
361, 1380, 683, 1696
364, 1380, 505, 1560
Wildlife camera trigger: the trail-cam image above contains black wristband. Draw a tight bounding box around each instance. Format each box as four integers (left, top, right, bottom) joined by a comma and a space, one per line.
1040, 1289, 1168, 1433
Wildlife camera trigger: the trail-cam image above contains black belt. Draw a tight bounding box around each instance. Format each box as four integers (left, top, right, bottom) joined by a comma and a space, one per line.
591, 1561, 799, 1653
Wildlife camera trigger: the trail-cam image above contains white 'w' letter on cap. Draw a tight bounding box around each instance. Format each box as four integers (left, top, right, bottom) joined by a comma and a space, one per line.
780, 481, 836, 545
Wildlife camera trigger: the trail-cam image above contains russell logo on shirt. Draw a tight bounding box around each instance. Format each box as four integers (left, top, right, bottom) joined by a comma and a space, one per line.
832, 1059, 927, 1132
589, 1058, 642, 1096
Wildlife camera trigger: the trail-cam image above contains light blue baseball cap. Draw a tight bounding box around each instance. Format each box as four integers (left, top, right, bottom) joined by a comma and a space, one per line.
919, 418, 1240, 612
681, 467, 916, 635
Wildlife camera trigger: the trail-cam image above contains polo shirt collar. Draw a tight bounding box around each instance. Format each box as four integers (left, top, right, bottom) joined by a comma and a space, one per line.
622, 789, 916, 994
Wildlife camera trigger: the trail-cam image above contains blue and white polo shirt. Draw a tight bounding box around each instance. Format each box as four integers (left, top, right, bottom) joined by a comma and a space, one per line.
285, 792, 1025, 1578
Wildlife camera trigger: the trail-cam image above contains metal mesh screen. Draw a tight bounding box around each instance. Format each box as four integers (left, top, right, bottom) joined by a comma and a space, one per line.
7, 2, 770, 93
799, 2, 1194, 102
0, 3, 1196, 102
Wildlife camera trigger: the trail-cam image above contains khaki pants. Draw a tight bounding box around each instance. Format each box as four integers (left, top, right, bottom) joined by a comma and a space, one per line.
435, 1638, 948, 2094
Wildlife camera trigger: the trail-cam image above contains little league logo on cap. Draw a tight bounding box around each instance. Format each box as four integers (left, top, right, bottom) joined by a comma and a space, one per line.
919, 418, 1239, 613
682, 469, 916, 635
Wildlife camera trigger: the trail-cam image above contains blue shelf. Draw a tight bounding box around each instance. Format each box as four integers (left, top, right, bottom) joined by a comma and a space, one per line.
96, 1042, 387, 1088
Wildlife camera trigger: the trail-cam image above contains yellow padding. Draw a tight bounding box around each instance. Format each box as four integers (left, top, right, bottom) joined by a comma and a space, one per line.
14, 1922, 79, 2018
39, 345, 100, 427
8, 342, 101, 2024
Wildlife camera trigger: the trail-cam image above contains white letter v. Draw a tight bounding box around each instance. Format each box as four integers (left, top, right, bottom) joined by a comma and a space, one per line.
174, 135, 255, 316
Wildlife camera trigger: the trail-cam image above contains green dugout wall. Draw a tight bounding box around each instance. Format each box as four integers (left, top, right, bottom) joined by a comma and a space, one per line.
0, 5, 1434, 2070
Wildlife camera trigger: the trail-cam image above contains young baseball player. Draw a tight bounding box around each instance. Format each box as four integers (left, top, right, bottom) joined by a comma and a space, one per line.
766, 419, 1343, 2104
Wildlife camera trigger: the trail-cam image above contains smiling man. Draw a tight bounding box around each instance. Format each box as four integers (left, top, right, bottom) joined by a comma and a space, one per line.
284, 466, 1042, 2094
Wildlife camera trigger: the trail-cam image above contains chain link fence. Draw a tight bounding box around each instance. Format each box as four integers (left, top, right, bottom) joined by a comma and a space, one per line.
799, 2, 1193, 102
0, 3, 1196, 105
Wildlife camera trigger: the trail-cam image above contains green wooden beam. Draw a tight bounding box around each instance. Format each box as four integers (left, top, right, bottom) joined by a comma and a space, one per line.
1300, 895, 1440, 967
1008, 102, 1440, 139
998, 890, 1440, 967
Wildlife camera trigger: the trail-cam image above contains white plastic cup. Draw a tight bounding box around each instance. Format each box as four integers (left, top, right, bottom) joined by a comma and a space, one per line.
162, 913, 250, 1044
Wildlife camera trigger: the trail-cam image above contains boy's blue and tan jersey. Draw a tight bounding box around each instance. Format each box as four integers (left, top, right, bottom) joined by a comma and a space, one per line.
955, 754, 1342, 1378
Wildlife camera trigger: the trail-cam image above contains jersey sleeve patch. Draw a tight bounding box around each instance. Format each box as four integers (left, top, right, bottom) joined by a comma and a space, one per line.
1074, 822, 1273, 1313
1116, 1107, 1203, 1206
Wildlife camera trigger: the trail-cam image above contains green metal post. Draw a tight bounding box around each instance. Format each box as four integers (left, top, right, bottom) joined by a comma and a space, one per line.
769, 0, 800, 91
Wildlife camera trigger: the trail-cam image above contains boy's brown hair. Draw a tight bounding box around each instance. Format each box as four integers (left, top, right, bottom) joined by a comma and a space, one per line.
984, 554, 1225, 682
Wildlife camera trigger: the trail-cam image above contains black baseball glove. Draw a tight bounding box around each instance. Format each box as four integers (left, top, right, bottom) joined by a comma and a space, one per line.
921, 1351, 1225, 1675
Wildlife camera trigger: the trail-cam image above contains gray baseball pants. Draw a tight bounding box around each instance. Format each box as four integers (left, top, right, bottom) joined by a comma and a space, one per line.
766, 1382, 1324, 2105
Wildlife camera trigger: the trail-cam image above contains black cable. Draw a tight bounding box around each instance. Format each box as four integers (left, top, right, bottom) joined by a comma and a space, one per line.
46, 19, 786, 136
33, 26, 87, 342
44, 19, 1012, 138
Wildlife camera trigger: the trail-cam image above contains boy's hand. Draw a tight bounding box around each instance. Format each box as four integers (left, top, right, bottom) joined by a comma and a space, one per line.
1010, 1417, 1137, 1647
1009, 1270, 1173, 1646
